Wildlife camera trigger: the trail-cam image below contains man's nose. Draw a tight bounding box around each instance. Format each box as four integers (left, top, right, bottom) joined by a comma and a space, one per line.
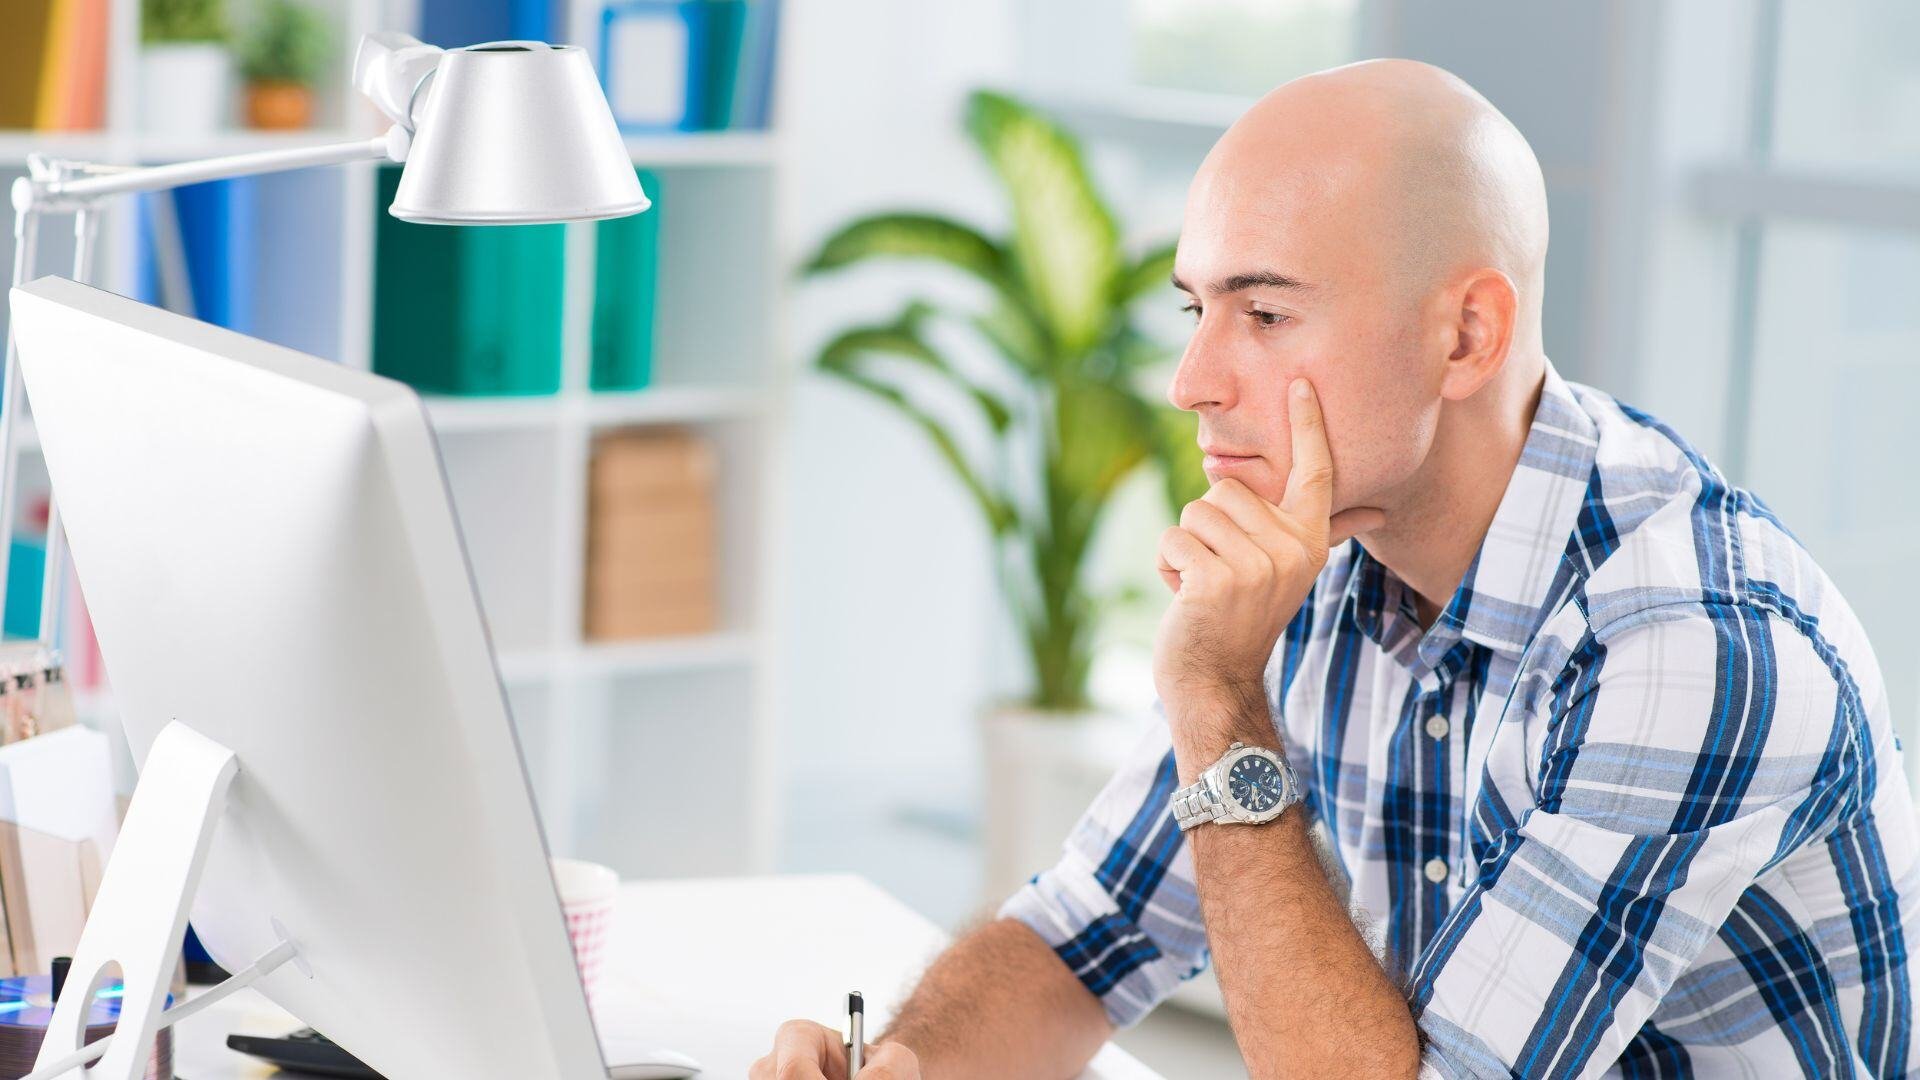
1166, 327, 1233, 413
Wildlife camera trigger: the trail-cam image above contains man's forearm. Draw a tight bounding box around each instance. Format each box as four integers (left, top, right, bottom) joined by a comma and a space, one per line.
1174, 693, 1421, 1079
880, 918, 1112, 1080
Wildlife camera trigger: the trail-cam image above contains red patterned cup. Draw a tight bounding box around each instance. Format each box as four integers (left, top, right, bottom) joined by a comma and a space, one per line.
551, 857, 618, 1008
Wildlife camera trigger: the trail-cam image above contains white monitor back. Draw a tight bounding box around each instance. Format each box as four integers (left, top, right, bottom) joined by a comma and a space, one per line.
7, 276, 608, 1079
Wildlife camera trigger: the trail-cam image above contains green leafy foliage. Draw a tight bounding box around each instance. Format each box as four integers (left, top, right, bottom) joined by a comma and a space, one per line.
803, 90, 1194, 712
142, 0, 228, 44
238, 0, 332, 85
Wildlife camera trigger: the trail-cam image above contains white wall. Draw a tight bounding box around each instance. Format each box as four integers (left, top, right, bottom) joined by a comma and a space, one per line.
775, 0, 1027, 849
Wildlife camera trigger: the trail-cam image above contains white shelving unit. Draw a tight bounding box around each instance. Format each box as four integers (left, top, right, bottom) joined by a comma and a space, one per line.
1, 0, 787, 879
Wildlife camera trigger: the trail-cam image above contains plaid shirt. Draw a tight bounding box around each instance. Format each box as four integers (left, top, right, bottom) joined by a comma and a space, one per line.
1002, 364, 1919, 1078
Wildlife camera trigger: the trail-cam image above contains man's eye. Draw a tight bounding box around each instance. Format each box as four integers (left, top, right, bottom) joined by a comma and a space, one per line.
1249, 309, 1289, 328
1180, 301, 1202, 322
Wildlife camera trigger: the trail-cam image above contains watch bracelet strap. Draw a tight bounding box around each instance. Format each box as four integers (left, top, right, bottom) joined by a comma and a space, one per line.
1171, 779, 1225, 830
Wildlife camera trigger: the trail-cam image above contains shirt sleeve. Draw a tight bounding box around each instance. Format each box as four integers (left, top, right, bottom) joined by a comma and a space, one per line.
997, 716, 1210, 1028
1409, 606, 1855, 1079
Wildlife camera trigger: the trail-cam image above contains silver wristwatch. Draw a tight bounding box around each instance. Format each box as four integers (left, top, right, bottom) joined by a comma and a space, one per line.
1170, 742, 1301, 831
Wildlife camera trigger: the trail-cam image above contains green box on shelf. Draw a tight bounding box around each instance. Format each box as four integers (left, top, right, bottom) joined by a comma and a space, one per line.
371, 165, 565, 396
590, 169, 661, 392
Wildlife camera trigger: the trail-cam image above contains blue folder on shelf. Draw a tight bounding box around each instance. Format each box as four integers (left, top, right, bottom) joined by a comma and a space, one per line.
600, 0, 747, 133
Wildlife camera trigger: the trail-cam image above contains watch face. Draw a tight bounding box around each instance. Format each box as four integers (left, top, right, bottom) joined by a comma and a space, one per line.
1226, 754, 1288, 814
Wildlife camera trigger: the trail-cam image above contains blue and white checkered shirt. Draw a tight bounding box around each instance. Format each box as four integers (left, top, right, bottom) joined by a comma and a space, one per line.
1002, 364, 1919, 1078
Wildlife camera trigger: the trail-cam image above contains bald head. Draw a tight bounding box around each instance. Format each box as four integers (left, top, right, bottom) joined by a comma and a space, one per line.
1168, 59, 1552, 516
1198, 59, 1548, 348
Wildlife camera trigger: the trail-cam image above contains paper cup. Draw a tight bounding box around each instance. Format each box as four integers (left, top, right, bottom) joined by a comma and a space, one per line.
552, 857, 618, 1007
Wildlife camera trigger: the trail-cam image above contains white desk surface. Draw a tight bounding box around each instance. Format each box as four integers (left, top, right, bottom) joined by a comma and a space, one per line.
171, 873, 1162, 1079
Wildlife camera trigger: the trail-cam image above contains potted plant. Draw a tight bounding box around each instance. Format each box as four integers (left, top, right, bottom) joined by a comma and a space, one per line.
238, 0, 331, 130
140, 0, 232, 135
802, 90, 1205, 903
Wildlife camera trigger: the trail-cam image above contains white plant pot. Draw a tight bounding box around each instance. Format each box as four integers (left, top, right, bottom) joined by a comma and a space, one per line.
978, 705, 1141, 910
140, 43, 233, 136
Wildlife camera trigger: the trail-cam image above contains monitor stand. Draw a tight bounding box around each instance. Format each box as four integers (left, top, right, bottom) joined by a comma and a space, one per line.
26, 721, 302, 1080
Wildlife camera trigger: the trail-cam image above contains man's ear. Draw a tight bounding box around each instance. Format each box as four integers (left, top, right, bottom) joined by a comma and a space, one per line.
1438, 268, 1517, 401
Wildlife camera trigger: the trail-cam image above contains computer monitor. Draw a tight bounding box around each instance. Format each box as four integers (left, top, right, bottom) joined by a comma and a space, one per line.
6, 277, 695, 1079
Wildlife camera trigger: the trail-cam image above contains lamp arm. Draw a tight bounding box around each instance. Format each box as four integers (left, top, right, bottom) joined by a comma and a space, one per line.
14, 130, 406, 213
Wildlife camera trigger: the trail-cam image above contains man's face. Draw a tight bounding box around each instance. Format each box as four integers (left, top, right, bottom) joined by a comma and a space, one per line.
1168, 164, 1443, 513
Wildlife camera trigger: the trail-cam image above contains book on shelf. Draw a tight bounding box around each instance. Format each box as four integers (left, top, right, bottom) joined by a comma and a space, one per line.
591, 169, 662, 392
372, 164, 661, 398
135, 178, 261, 335
585, 428, 719, 640
371, 165, 567, 396
0, 0, 107, 131
600, 0, 774, 133
419, 0, 560, 49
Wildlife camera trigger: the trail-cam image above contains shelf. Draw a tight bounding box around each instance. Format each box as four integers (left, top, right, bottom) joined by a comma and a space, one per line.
0, 129, 375, 168
423, 385, 764, 433
584, 384, 765, 426
496, 630, 755, 684
624, 131, 778, 167
422, 396, 567, 433
128, 129, 371, 163
1, 129, 774, 169
0, 130, 115, 165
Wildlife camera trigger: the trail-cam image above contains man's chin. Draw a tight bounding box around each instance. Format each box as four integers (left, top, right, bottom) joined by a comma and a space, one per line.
1202, 461, 1286, 503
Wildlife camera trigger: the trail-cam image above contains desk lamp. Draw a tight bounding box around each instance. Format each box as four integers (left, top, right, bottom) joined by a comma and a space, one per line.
0, 32, 647, 667
1, 32, 645, 1080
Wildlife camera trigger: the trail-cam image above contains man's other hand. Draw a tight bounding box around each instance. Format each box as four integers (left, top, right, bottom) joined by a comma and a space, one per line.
748, 1019, 923, 1080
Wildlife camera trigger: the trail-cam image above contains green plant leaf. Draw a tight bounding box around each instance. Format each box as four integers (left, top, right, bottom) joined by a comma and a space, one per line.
238, 0, 332, 84
965, 90, 1121, 360
1116, 240, 1178, 305
817, 313, 1014, 434
143, 0, 228, 42
970, 301, 1049, 376
1052, 375, 1153, 525
818, 357, 1018, 537
802, 212, 1015, 296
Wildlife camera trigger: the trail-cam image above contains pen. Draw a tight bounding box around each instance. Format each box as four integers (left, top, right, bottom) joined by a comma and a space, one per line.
846, 991, 864, 1076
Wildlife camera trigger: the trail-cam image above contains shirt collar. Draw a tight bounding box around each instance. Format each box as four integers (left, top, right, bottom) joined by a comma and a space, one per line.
1346, 362, 1598, 670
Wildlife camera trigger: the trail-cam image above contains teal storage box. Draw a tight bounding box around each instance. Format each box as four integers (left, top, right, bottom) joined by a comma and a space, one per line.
590, 169, 661, 392
371, 165, 565, 395
4, 538, 44, 640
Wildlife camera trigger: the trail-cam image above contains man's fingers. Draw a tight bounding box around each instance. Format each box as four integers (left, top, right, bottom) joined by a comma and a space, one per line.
769, 1020, 839, 1080
1201, 478, 1288, 550
1157, 525, 1217, 595
1329, 507, 1386, 546
1281, 378, 1334, 523
855, 1042, 919, 1079
1179, 497, 1266, 573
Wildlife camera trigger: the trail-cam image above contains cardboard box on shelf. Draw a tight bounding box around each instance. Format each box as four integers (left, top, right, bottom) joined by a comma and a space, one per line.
585, 429, 719, 642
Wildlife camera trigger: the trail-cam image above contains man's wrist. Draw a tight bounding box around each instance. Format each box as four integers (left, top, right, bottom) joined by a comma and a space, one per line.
1166, 680, 1276, 784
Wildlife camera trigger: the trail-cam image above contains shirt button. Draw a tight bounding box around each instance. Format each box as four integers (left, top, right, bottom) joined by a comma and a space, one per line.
1425, 715, 1449, 739
1424, 858, 1449, 884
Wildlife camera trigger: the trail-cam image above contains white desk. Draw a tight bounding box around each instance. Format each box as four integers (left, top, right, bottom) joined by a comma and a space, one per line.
169, 874, 1162, 1079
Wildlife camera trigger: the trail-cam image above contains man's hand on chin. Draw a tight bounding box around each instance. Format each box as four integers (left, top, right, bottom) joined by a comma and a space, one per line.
1154, 379, 1383, 773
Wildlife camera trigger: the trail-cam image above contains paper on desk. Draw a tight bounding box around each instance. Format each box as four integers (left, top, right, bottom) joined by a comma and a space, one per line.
0, 725, 120, 858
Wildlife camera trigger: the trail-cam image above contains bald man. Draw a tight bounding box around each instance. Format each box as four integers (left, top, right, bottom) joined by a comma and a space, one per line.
754, 60, 1918, 1079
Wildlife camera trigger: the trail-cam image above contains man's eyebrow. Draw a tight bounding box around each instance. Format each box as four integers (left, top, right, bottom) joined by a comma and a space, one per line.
1169, 269, 1314, 296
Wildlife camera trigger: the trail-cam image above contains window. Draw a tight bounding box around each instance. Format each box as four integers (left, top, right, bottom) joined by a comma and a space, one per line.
1129, 0, 1360, 100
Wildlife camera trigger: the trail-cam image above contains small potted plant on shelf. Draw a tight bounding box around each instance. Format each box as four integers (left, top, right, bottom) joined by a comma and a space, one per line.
239, 0, 331, 130
140, 0, 232, 135
802, 90, 1205, 905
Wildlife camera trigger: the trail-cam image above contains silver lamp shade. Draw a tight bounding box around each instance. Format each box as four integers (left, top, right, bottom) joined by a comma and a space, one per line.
389, 42, 649, 225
